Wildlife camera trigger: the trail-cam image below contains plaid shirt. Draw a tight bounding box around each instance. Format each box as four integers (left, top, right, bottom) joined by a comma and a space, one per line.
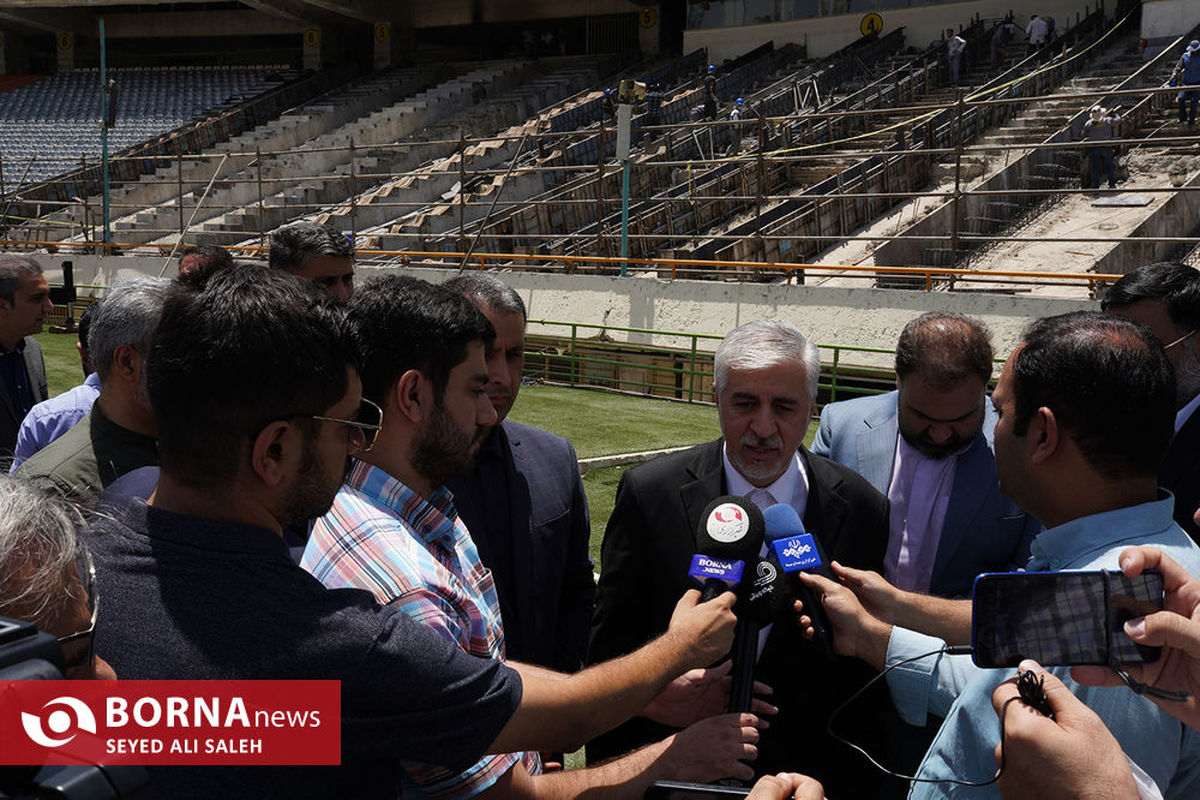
302, 459, 541, 799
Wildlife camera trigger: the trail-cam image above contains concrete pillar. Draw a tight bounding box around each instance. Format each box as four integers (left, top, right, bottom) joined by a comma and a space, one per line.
302, 27, 321, 71
373, 21, 391, 70
56, 31, 75, 71
637, 5, 661, 57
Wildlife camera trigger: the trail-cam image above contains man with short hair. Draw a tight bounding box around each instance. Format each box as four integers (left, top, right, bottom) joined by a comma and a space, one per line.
804, 312, 1200, 800
0, 254, 51, 460
11, 302, 100, 471
813, 312, 1038, 598
589, 320, 891, 798
177, 244, 233, 279
18, 278, 166, 503
0, 474, 115, 680
443, 273, 595, 674
269, 220, 355, 301
89, 266, 738, 799
304, 275, 759, 799
1102, 262, 1200, 542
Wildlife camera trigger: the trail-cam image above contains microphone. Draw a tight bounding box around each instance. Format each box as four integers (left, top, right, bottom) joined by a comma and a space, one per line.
727, 556, 786, 715
689, 496, 764, 602
762, 503, 836, 660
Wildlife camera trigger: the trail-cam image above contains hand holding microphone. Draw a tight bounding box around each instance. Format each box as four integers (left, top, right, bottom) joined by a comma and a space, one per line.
763, 504, 837, 660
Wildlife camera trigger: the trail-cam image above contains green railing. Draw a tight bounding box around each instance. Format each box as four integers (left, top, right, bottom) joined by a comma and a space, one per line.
525, 319, 900, 406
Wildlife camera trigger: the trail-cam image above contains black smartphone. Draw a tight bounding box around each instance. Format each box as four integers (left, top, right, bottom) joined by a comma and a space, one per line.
971, 570, 1163, 668
644, 782, 751, 800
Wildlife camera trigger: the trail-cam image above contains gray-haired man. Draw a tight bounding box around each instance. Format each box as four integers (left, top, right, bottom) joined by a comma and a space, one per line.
589, 320, 892, 798
18, 278, 169, 503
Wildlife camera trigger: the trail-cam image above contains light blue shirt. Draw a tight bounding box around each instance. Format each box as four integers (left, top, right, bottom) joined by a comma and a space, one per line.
9, 373, 100, 472
885, 494, 1200, 800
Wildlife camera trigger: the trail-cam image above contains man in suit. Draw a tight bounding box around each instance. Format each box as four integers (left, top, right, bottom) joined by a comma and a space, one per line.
1102, 262, 1200, 543
811, 312, 1038, 790
444, 273, 595, 674
589, 320, 892, 798
0, 254, 52, 461
812, 312, 1039, 599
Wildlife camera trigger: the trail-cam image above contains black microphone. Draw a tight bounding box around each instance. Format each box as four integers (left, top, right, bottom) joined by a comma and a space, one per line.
763, 503, 837, 660
689, 496, 764, 602
728, 556, 786, 715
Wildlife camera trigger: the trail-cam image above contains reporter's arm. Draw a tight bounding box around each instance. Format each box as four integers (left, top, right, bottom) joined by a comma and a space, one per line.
490, 589, 737, 753
499, 713, 763, 800
831, 562, 972, 644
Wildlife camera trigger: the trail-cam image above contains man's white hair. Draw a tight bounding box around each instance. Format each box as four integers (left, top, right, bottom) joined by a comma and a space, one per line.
0, 476, 87, 629
713, 320, 820, 403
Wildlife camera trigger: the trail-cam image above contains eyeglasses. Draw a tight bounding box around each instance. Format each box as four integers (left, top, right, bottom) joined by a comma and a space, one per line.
1165, 330, 1197, 350
304, 398, 384, 453
57, 548, 98, 674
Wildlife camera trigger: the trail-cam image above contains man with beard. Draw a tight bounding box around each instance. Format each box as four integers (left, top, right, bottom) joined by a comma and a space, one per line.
443, 274, 595, 676
813, 312, 1039, 598
1102, 262, 1200, 543
18, 278, 167, 504
303, 276, 763, 799
87, 267, 741, 799
589, 320, 892, 798
811, 312, 1039, 788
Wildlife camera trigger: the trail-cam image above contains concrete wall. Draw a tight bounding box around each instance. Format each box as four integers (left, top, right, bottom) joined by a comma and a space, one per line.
1142, 0, 1199, 57
42, 255, 1093, 369
684, 0, 1096, 61
1092, 169, 1200, 275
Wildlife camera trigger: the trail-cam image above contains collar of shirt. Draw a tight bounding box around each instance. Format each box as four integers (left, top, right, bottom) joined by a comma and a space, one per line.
131, 501, 292, 558
721, 443, 810, 515
0, 338, 27, 357
1176, 392, 1200, 433
343, 458, 462, 552
1026, 493, 1178, 571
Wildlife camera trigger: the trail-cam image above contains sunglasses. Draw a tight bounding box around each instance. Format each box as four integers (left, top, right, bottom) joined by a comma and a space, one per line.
57, 548, 98, 675
304, 398, 384, 454
1165, 330, 1197, 351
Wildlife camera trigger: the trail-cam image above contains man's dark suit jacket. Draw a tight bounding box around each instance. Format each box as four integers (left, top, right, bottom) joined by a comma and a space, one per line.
588, 439, 892, 798
446, 419, 596, 672
1162, 409, 1200, 543
0, 337, 48, 460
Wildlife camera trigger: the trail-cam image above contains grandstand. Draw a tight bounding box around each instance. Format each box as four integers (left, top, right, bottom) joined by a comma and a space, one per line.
0, 0, 1198, 373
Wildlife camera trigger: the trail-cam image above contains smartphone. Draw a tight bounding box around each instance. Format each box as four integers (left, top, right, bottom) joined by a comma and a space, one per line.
644, 782, 750, 800
971, 570, 1163, 668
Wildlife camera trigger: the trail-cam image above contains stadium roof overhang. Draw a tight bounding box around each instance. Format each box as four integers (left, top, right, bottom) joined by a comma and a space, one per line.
0, 0, 402, 36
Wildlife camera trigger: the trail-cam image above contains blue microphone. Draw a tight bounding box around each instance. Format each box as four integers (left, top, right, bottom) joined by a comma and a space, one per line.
762, 503, 836, 659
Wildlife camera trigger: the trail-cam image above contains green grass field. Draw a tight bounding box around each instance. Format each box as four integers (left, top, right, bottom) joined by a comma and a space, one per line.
33, 331, 87, 397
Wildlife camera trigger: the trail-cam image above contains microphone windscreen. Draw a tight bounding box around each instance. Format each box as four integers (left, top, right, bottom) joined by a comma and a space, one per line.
762, 503, 804, 543
695, 495, 764, 561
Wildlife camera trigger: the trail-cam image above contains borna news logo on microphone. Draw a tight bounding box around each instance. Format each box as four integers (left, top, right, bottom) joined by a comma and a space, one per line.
0, 680, 340, 766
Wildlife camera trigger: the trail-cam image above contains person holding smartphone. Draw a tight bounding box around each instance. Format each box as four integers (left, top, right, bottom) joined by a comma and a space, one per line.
993, 544, 1200, 798
798, 313, 1200, 799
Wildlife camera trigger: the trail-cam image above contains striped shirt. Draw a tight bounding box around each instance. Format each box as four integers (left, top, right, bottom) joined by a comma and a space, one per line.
302, 459, 541, 799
